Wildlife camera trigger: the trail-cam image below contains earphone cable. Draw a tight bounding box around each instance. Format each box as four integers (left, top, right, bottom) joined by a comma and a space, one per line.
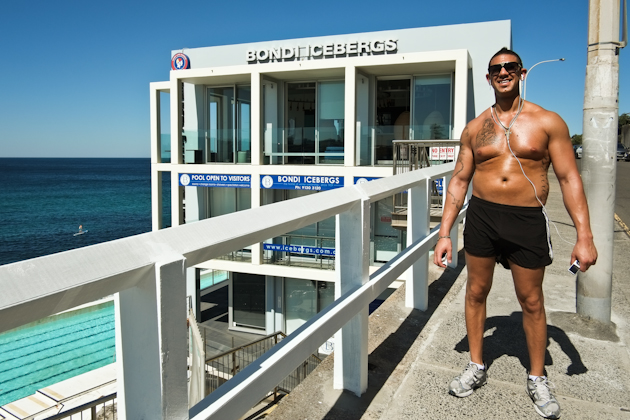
490, 95, 575, 247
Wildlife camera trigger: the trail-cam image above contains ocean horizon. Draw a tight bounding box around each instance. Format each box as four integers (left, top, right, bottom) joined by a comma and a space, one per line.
0, 157, 171, 266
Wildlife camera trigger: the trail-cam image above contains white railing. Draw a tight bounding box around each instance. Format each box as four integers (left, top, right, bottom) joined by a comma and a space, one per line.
0, 163, 465, 420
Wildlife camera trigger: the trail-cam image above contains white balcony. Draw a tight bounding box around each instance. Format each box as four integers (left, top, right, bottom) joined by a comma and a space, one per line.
0, 163, 464, 420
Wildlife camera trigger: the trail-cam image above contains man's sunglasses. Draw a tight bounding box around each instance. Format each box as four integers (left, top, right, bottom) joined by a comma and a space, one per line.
488, 61, 522, 75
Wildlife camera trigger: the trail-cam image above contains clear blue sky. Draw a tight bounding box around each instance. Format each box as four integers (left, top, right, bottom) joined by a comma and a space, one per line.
0, 0, 628, 158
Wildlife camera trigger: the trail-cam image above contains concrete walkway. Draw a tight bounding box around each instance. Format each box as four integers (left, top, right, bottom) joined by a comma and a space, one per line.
267, 172, 630, 420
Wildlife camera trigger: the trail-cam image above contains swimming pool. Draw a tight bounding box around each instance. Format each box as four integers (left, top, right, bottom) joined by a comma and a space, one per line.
0, 301, 115, 406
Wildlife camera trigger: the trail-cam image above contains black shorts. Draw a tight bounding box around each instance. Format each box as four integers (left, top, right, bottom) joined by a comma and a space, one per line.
463, 196, 553, 269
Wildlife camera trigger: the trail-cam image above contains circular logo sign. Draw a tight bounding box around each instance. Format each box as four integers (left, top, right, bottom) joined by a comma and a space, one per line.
355, 177, 368, 184
261, 176, 274, 189
180, 174, 190, 186
171, 53, 190, 70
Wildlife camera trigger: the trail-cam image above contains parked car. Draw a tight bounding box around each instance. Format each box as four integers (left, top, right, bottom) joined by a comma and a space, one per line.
575, 146, 583, 159
617, 143, 628, 161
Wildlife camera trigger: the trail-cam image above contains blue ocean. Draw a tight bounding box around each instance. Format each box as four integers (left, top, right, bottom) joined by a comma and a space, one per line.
0, 158, 170, 266
0, 158, 170, 406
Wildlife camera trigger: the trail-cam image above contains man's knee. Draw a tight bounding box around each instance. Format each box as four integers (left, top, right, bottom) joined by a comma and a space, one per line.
517, 293, 545, 315
466, 280, 492, 303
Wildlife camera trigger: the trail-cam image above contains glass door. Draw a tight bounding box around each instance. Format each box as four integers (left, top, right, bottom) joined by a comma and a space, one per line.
286, 82, 316, 164
317, 81, 344, 164
411, 74, 453, 140
207, 87, 235, 163
236, 86, 251, 163
375, 78, 411, 165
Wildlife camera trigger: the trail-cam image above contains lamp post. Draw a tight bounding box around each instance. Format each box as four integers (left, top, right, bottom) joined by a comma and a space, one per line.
522, 58, 565, 100
578, 0, 625, 325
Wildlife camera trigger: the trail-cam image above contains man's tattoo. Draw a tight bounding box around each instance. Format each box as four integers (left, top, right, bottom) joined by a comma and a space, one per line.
540, 174, 549, 201
476, 119, 500, 147
541, 155, 550, 169
447, 189, 464, 210
453, 151, 465, 177
461, 127, 469, 141
540, 156, 550, 201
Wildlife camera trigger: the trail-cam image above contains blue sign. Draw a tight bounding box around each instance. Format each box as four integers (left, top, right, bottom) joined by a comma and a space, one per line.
171, 53, 190, 70
179, 173, 251, 188
261, 175, 343, 191
354, 177, 381, 184
354, 175, 444, 195
434, 179, 444, 195
263, 243, 336, 256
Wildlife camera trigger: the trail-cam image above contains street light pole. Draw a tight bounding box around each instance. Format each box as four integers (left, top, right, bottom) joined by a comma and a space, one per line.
579, 0, 624, 324
522, 58, 565, 100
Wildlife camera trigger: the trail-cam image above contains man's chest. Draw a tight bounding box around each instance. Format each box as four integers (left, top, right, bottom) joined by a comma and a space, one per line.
471, 118, 548, 163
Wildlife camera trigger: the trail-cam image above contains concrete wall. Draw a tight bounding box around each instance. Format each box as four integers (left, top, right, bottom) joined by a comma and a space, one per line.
171, 20, 511, 119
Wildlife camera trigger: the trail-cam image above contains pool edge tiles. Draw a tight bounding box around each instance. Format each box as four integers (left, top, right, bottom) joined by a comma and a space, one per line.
0, 301, 116, 407
0, 364, 117, 420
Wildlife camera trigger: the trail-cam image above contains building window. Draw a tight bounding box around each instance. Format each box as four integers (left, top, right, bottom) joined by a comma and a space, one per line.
284, 279, 334, 334
316, 81, 345, 164
412, 74, 453, 140
371, 74, 453, 166
265, 80, 345, 165
232, 273, 266, 330
200, 269, 229, 290
262, 189, 335, 269
208, 187, 252, 261
372, 197, 403, 263
375, 78, 411, 165
183, 85, 251, 164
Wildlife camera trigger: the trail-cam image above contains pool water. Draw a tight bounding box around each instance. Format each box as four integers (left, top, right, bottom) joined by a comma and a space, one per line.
0, 301, 116, 406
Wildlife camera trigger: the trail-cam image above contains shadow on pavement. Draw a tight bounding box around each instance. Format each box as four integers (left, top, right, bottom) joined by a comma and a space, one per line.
323, 249, 467, 419
453, 311, 588, 376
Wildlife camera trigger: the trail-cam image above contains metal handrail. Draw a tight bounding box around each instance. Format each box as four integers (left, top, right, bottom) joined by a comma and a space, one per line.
35, 392, 117, 420
203, 330, 323, 399
205, 331, 287, 364
0, 163, 459, 420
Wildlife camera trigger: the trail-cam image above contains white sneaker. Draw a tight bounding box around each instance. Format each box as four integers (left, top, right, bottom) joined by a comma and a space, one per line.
527, 376, 561, 419
448, 363, 487, 397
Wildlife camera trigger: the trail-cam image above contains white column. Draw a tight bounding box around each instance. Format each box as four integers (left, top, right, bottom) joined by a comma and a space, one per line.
251, 72, 264, 264
170, 76, 184, 227
452, 51, 469, 139
334, 199, 369, 395
152, 170, 163, 232
251, 173, 263, 265
344, 66, 357, 167
171, 77, 183, 165
187, 266, 201, 322
150, 84, 161, 165
150, 84, 163, 232
251, 71, 262, 166
406, 178, 431, 310
171, 171, 183, 226
265, 276, 276, 335
115, 258, 188, 420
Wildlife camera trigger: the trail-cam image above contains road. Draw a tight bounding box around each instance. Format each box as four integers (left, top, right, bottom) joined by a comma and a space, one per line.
575, 158, 630, 229
614, 160, 630, 228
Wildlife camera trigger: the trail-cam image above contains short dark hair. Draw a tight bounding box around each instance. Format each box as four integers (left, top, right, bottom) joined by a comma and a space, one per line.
488, 47, 523, 68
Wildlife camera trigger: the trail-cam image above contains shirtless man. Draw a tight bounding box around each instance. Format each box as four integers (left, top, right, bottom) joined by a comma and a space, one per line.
433, 47, 597, 419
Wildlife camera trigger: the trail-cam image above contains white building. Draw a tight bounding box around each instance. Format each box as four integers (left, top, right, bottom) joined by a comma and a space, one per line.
150, 21, 511, 342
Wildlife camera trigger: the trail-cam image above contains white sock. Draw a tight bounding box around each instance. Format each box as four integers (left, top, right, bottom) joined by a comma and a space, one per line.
529, 374, 546, 381
469, 361, 485, 370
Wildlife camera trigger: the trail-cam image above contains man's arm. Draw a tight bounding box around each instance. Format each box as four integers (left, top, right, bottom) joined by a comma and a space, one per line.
547, 113, 597, 271
434, 126, 476, 267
